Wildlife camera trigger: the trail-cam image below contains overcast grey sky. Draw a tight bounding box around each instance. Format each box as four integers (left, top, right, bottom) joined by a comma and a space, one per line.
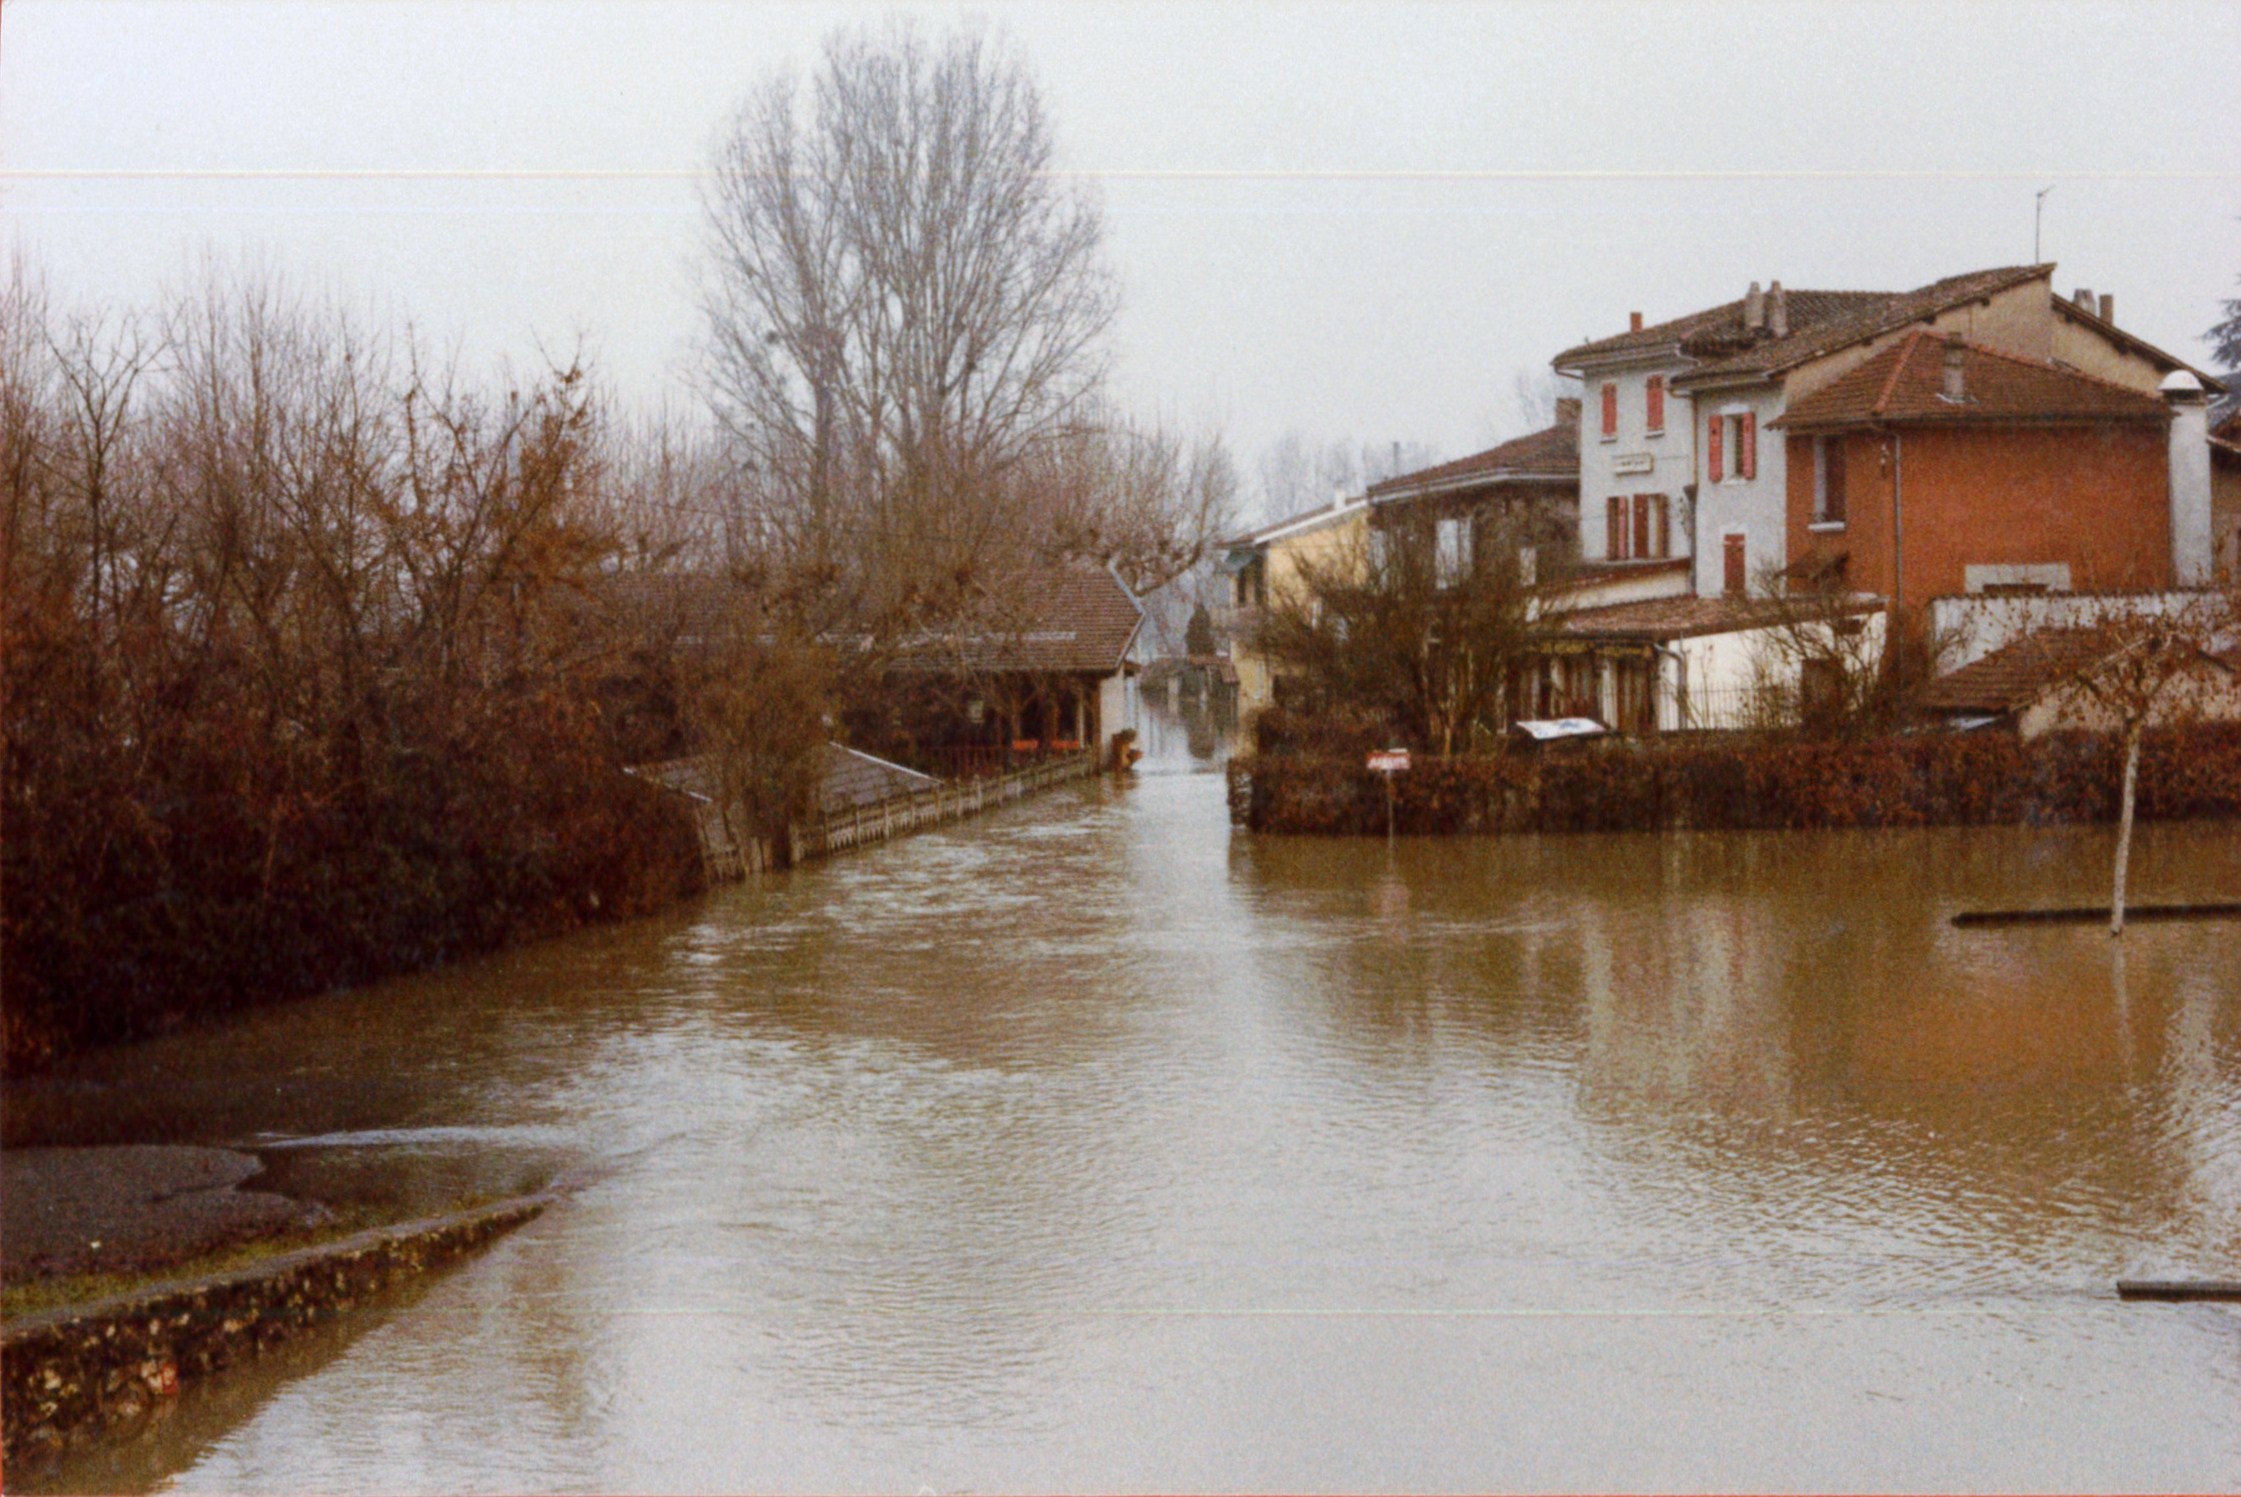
6, 0, 2238, 504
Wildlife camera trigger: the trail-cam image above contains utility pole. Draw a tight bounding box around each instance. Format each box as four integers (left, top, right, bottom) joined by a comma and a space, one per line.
2034, 186, 2054, 263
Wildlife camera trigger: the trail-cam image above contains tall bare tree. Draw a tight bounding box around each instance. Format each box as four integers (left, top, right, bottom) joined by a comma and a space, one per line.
699, 18, 1140, 637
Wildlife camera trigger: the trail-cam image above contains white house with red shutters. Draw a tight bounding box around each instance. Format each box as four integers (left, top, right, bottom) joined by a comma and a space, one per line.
1544, 263, 2224, 730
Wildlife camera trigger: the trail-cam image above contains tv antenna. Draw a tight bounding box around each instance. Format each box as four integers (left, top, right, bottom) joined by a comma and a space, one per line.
2034, 186, 2054, 262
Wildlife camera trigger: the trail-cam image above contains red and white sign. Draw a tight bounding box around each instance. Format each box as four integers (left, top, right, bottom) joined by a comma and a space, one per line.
1367, 749, 1411, 774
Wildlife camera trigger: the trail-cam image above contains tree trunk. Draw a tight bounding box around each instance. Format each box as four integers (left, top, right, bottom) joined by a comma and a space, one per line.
2110, 720, 2141, 937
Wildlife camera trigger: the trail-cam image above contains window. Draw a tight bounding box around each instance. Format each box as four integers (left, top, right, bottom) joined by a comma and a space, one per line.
1606, 496, 1630, 560
1436, 516, 1472, 586
1813, 436, 1847, 526
1631, 494, 1670, 559
1723, 534, 1748, 596
1712, 411, 1757, 482
1600, 382, 1618, 440
1646, 375, 1666, 434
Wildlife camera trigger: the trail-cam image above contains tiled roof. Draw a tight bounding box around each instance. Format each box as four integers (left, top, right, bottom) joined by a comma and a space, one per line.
818, 743, 939, 812
1366, 420, 1579, 501
1553, 265, 2053, 387
1554, 289, 1894, 369
1774, 331, 2168, 430
1544, 557, 1692, 593
1919, 628, 2129, 713
891, 564, 1143, 676
1551, 591, 1882, 643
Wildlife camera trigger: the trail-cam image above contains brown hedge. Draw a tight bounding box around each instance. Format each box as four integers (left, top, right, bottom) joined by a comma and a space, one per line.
1229, 724, 2241, 836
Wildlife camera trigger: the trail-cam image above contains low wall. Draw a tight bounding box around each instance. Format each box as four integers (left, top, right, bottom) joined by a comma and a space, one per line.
1229, 725, 2241, 836
1, 1195, 547, 1468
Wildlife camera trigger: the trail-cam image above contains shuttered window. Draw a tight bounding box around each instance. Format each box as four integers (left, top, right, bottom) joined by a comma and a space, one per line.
1740, 412, 1758, 480
1707, 413, 1724, 482
1600, 383, 1618, 438
1723, 534, 1747, 596
1606, 496, 1629, 560
1631, 495, 1651, 560
1646, 375, 1665, 434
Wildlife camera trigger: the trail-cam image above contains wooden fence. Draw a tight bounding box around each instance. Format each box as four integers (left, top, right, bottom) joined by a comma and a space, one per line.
642, 750, 1099, 884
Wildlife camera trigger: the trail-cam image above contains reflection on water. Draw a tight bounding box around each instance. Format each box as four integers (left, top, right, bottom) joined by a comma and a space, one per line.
10, 741, 2241, 1492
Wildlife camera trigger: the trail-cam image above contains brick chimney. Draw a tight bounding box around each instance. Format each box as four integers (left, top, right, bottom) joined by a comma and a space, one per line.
1629, 311, 1644, 332
2163, 370, 2213, 586
2098, 292, 2114, 323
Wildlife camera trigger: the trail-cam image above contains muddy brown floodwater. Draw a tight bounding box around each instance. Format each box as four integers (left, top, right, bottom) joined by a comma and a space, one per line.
9, 710, 2241, 1493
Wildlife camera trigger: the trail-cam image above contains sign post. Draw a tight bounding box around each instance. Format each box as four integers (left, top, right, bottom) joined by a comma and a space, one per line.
1367, 747, 1410, 840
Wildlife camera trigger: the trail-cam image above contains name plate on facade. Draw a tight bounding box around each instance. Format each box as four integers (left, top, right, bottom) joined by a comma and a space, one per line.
1612, 452, 1655, 475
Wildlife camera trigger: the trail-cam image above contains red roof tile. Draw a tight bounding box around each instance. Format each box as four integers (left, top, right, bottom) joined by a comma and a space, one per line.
1774, 331, 2168, 430
1552, 592, 1881, 643
1920, 629, 2133, 713
1553, 266, 2052, 381
891, 564, 1143, 676
1366, 420, 1579, 501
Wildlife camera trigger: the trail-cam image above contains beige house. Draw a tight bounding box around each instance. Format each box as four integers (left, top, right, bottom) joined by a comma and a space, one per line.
1217, 497, 1370, 718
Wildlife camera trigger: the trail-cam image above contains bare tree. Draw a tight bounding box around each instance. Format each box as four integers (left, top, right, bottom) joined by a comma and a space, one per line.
699, 17, 1125, 639
2048, 597, 2236, 934
1257, 510, 1547, 754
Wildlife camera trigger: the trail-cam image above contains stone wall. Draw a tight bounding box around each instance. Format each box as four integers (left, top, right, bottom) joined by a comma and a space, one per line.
2, 1195, 546, 1470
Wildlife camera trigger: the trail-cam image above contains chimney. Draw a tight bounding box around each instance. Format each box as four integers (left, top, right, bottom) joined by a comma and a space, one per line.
2098, 292, 2114, 323
2073, 286, 2094, 310
1554, 396, 1581, 427
1769, 281, 1789, 338
2163, 370, 2213, 586
1941, 342, 1967, 402
1629, 311, 1644, 332
1744, 281, 1765, 331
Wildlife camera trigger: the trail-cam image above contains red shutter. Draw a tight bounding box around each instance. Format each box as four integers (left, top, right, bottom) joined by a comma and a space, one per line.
1652, 495, 1670, 558
1601, 383, 1618, 437
1740, 412, 1758, 480
1632, 495, 1651, 560
1606, 496, 1627, 559
1724, 535, 1747, 596
1707, 413, 1724, 481
1646, 376, 1665, 433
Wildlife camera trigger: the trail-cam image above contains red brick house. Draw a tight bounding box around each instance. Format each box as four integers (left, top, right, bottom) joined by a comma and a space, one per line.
1773, 331, 2202, 612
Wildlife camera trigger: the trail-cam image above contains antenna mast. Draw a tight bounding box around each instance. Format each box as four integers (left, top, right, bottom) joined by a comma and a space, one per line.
2034, 186, 2054, 262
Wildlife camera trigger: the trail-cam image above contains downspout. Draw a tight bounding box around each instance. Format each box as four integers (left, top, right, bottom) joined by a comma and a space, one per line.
1652, 641, 1688, 731
1888, 428, 1904, 611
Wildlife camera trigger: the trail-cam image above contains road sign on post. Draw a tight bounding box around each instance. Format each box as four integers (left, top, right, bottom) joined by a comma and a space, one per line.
1367, 748, 1409, 838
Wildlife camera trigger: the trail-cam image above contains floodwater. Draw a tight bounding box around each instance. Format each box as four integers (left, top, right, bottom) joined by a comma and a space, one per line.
10, 706, 2241, 1493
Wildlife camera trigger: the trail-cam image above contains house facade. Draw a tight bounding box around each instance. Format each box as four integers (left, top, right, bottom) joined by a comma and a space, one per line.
1217, 497, 1371, 718
1362, 405, 1582, 585
1774, 332, 2212, 610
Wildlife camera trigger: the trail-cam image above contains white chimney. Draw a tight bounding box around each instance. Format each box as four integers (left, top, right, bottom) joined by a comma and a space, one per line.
1744, 281, 1765, 331
2073, 287, 2094, 310
2162, 370, 2213, 587
1769, 281, 1788, 338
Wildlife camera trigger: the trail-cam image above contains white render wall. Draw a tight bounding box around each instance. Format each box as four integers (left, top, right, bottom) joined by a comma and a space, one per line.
1579, 363, 1695, 564
1690, 384, 1790, 600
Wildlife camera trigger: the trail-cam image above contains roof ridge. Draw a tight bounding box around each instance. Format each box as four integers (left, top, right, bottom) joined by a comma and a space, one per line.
1933, 331, 2172, 402
1871, 328, 1931, 416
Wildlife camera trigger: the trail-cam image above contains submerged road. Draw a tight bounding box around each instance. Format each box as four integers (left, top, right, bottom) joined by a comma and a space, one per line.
11, 717, 2241, 1492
